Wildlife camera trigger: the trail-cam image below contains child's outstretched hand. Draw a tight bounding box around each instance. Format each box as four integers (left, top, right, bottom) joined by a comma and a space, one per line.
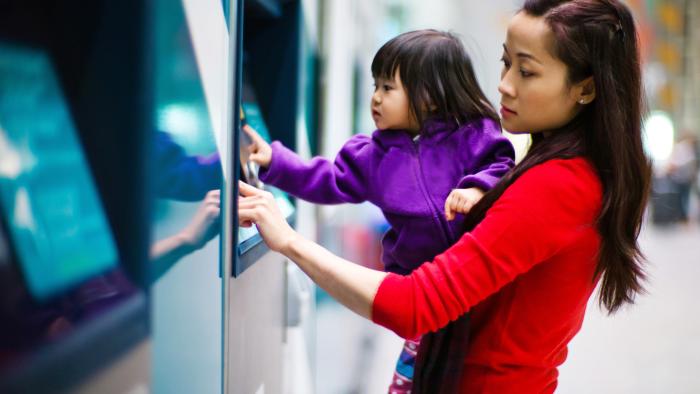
242, 124, 272, 167
444, 187, 485, 221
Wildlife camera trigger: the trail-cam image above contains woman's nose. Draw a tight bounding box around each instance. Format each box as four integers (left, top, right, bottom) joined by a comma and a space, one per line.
498, 73, 515, 99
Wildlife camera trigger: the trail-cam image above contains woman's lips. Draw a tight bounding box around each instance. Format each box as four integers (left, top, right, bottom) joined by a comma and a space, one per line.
500, 105, 517, 118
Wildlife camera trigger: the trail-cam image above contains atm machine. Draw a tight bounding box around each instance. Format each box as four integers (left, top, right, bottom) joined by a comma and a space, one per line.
0, 0, 318, 392
0, 1, 152, 393
225, 0, 318, 392
153, 0, 318, 392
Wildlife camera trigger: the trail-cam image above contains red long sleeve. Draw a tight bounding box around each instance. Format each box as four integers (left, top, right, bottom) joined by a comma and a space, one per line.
372, 158, 603, 393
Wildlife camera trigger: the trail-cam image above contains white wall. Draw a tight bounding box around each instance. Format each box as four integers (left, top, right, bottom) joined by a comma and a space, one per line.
404, 0, 530, 160
320, 0, 530, 164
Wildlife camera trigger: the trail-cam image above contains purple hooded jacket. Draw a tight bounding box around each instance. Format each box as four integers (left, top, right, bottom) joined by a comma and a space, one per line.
259, 118, 515, 274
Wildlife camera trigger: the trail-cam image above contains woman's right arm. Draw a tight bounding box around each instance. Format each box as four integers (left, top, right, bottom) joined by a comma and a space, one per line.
239, 159, 601, 338
238, 181, 386, 319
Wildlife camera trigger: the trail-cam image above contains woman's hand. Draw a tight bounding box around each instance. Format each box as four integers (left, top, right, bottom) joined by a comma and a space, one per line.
242, 125, 273, 168
444, 187, 485, 221
239, 181, 386, 320
238, 181, 297, 252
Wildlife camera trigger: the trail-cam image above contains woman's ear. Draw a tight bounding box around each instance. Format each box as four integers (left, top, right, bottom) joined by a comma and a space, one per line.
574, 76, 596, 105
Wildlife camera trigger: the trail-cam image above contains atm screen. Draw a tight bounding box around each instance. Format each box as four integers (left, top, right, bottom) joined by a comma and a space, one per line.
239, 107, 263, 189
0, 44, 118, 302
239, 80, 271, 190
238, 89, 295, 253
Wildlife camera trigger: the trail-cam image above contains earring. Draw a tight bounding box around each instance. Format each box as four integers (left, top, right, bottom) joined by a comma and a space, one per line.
579, 99, 586, 104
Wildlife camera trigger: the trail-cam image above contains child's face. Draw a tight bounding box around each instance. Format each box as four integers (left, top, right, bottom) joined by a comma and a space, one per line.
371, 71, 419, 132
498, 12, 592, 134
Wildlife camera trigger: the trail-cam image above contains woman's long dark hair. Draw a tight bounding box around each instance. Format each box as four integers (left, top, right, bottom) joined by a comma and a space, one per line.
371, 29, 499, 128
413, 1, 651, 392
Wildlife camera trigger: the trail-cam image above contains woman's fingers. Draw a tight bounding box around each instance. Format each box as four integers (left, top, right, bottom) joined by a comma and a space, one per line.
238, 180, 263, 197
237, 197, 263, 209
238, 188, 295, 253
239, 204, 268, 221
238, 207, 257, 220
238, 205, 271, 228
238, 195, 274, 214
238, 207, 258, 227
238, 181, 274, 201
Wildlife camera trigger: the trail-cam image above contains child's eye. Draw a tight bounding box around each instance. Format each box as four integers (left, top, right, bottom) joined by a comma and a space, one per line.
383, 84, 392, 91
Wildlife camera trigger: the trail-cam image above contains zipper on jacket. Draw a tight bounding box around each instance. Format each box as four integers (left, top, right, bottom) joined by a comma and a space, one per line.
411, 138, 456, 246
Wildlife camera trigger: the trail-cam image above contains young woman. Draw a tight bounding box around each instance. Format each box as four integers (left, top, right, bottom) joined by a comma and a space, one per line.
238, 0, 651, 392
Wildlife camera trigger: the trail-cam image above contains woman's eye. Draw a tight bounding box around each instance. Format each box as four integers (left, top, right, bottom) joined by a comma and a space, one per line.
519, 69, 533, 77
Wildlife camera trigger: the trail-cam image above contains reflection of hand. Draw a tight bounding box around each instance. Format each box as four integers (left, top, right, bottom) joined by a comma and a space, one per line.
150, 190, 221, 280
242, 125, 272, 168
444, 187, 485, 221
179, 189, 221, 250
238, 181, 297, 253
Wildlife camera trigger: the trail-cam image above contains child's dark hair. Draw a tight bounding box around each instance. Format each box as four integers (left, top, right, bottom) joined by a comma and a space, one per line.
371, 29, 499, 129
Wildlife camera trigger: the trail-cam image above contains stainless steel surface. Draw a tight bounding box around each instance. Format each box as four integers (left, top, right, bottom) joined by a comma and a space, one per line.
227, 250, 286, 394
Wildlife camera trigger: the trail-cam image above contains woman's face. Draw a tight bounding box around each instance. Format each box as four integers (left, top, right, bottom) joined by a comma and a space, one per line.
498, 12, 591, 134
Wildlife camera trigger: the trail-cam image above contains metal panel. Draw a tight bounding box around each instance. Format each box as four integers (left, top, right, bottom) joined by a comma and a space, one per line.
226, 250, 286, 394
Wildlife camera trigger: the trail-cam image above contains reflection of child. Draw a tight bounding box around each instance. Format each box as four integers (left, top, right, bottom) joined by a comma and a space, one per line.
153, 131, 222, 201
245, 30, 514, 391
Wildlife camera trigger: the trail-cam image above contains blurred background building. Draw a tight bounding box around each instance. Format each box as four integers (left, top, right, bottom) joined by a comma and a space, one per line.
312, 1, 700, 393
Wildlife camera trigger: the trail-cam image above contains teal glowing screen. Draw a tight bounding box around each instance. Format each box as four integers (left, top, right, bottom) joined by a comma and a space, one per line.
0, 44, 118, 301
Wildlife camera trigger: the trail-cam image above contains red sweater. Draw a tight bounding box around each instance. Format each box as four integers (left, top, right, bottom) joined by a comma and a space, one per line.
372, 158, 603, 393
